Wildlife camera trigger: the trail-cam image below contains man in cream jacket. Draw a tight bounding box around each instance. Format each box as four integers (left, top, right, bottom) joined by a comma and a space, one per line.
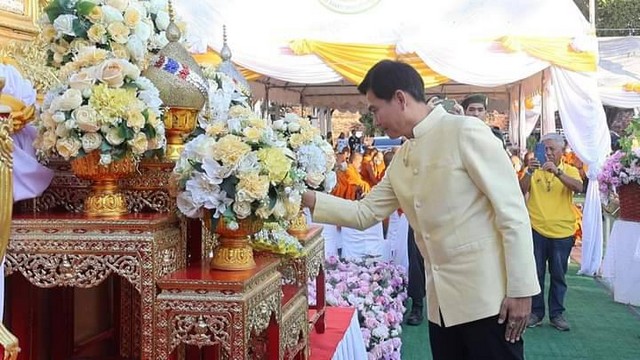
302, 60, 539, 360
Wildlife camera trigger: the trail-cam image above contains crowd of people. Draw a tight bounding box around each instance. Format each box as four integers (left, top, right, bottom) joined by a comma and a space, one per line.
304, 60, 588, 360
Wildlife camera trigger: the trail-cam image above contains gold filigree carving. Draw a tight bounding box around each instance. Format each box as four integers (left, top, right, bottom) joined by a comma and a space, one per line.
282, 294, 308, 359
0, 39, 60, 93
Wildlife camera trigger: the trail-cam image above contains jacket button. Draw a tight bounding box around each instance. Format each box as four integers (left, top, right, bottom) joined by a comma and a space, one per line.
413, 168, 418, 175
433, 265, 440, 271
414, 201, 421, 208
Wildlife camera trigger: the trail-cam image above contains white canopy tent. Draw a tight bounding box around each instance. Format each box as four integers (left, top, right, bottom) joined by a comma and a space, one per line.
176, 0, 611, 276
598, 36, 640, 109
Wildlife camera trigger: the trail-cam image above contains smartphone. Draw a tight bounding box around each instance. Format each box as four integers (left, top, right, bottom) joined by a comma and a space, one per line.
441, 99, 456, 112
534, 143, 547, 164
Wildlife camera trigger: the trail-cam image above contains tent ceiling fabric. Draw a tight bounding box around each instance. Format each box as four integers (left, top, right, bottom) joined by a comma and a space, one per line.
597, 36, 640, 108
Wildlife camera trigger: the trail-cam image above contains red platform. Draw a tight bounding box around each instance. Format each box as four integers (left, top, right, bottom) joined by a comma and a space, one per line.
309, 307, 357, 360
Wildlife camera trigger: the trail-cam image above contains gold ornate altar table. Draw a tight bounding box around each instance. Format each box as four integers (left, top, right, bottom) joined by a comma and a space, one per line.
7, 213, 185, 360
155, 256, 283, 359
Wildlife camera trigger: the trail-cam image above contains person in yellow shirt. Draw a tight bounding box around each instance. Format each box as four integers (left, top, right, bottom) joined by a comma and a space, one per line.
519, 133, 583, 331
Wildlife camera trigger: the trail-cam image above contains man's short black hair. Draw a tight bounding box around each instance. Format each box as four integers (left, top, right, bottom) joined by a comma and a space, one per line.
357, 60, 426, 103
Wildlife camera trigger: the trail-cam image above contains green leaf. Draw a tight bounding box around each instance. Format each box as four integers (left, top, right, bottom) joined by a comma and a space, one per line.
188, 159, 203, 173
220, 175, 239, 199
100, 142, 112, 152
144, 123, 157, 139
75, 1, 96, 16
267, 186, 277, 209
44, 0, 64, 22
72, 18, 89, 38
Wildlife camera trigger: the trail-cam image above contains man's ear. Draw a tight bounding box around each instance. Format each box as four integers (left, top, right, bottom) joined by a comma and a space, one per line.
395, 90, 407, 110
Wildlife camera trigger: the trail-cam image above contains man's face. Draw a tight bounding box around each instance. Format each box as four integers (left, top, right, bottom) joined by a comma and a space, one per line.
366, 90, 404, 139
465, 102, 486, 121
543, 139, 564, 165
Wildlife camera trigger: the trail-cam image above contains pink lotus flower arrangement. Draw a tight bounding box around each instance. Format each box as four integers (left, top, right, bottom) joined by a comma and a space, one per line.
309, 256, 407, 360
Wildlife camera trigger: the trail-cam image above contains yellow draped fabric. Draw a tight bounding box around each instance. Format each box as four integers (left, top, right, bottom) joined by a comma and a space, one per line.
0, 93, 35, 133
289, 39, 448, 87
191, 52, 262, 81
499, 36, 597, 72
623, 83, 640, 92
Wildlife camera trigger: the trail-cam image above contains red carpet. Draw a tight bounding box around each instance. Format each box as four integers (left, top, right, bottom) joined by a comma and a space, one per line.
309, 307, 356, 360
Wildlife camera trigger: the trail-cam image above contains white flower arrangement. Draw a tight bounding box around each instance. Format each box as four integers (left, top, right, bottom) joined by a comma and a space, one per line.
40, 0, 185, 72
34, 57, 165, 165
273, 113, 337, 193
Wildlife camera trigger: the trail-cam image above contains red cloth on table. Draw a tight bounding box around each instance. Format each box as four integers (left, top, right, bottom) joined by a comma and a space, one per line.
309, 307, 356, 360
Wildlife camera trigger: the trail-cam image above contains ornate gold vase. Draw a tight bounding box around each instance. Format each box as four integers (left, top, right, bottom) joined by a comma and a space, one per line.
164, 106, 198, 161
70, 151, 135, 217
287, 207, 308, 240
204, 214, 263, 271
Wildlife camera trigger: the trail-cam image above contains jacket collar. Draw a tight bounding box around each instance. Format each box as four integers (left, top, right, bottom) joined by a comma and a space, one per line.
412, 105, 446, 139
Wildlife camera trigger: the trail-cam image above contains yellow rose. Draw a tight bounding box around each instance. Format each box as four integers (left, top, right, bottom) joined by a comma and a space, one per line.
87, 24, 107, 43
212, 135, 252, 166
257, 147, 292, 183
75, 47, 109, 66
247, 117, 267, 129
69, 70, 96, 91
55, 137, 82, 160
288, 133, 306, 149
70, 39, 91, 52
126, 110, 145, 130
87, 6, 103, 23
228, 105, 252, 118
96, 59, 126, 88
72, 106, 100, 132
81, 132, 103, 152
255, 203, 273, 219
243, 127, 263, 143
41, 24, 57, 43
39, 130, 58, 151
237, 173, 270, 202
128, 132, 148, 155
41, 111, 56, 130
107, 22, 130, 44
123, 7, 141, 27
147, 110, 161, 127
105, 127, 125, 145
111, 42, 129, 59
206, 122, 227, 136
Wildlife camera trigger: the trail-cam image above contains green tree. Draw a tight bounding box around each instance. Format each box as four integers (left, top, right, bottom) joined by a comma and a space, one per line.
574, 0, 640, 36
359, 112, 378, 136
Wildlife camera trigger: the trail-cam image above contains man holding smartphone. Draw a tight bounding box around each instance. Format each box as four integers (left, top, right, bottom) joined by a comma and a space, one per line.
519, 133, 583, 331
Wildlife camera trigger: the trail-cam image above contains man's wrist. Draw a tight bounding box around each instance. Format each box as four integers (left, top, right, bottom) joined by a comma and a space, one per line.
526, 168, 534, 176
555, 169, 564, 177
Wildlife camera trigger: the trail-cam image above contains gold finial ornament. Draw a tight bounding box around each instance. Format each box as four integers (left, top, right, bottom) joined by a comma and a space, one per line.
0, 77, 21, 360
142, 0, 207, 161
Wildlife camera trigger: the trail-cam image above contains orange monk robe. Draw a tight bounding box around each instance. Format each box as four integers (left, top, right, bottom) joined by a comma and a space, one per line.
332, 164, 371, 200
360, 155, 378, 188
374, 161, 386, 183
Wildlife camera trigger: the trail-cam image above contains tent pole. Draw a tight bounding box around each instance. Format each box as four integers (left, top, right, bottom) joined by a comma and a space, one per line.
518, 82, 524, 154
589, 0, 596, 33
540, 71, 546, 135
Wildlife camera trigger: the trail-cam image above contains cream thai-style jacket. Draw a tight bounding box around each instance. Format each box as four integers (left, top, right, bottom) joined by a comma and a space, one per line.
313, 106, 540, 327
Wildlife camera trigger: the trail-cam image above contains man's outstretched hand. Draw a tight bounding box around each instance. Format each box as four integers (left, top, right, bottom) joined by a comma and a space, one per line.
498, 296, 531, 343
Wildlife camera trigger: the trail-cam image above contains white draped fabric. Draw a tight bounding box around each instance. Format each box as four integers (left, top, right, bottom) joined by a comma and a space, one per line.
340, 223, 385, 260
597, 37, 640, 109
551, 67, 611, 276
385, 211, 409, 270
331, 308, 368, 360
601, 220, 640, 306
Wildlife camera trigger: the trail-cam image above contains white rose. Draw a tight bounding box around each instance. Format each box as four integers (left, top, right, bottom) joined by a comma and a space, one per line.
323, 171, 337, 192
255, 204, 273, 219
128, 132, 148, 154
53, 14, 77, 36
100, 153, 112, 165
232, 201, 252, 219
107, 22, 130, 44
176, 191, 202, 218
55, 122, 69, 138
306, 172, 324, 188
154, 10, 170, 31
123, 6, 141, 27
81, 132, 103, 152
105, 0, 129, 12
55, 137, 82, 159
133, 21, 152, 41
147, 0, 167, 13
101, 5, 125, 23
69, 70, 96, 91
41, 112, 56, 129
126, 35, 145, 62
72, 106, 100, 132
52, 111, 67, 123
287, 122, 301, 133
272, 119, 286, 131
271, 198, 286, 218
64, 119, 77, 130
126, 110, 145, 131
57, 88, 83, 111
105, 127, 125, 145
150, 32, 169, 49
122, 59, 140, 79
96, 59, 126, 88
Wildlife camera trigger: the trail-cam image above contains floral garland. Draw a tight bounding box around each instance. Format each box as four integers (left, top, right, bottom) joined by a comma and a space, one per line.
309, 257, 407, 359
598, 115, 640, 203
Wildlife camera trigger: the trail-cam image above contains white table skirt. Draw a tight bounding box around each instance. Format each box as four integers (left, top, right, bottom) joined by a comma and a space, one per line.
332, 307, 367, 360
601, 219, 640, 306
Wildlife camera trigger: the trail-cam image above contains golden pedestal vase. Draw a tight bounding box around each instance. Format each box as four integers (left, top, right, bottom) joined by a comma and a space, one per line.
287, 208, 308, 242
164, 107, 198, 161
70, 151, 136, 217
204, 213, 263, 271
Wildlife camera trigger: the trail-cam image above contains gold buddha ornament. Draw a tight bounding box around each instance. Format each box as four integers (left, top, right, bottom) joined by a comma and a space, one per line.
142, 0, 208, 161
0, 76, 21, 360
